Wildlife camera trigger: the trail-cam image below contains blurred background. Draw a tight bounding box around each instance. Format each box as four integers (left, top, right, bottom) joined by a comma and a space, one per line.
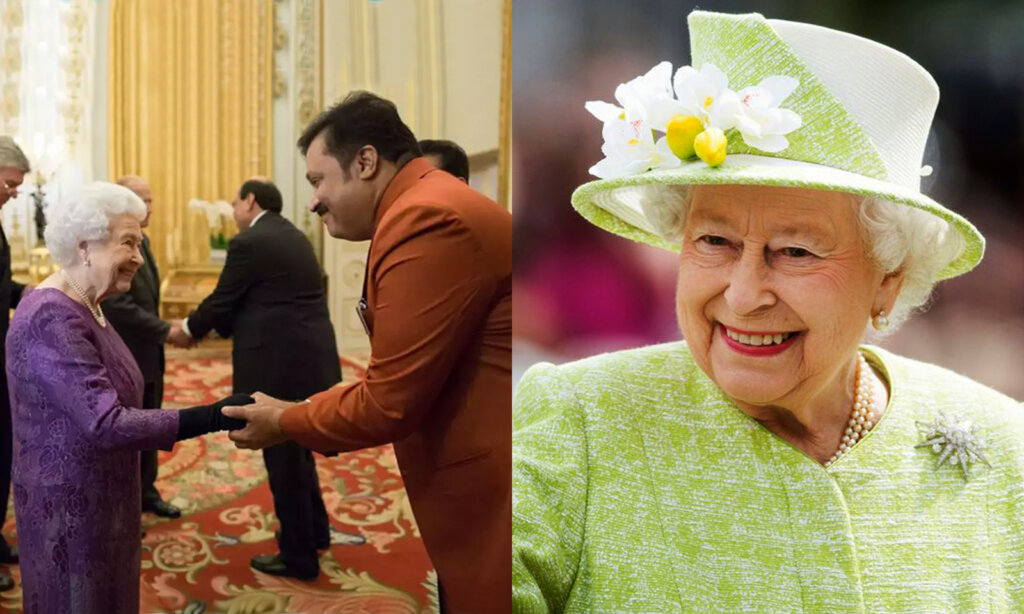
512, 0, 1024, 398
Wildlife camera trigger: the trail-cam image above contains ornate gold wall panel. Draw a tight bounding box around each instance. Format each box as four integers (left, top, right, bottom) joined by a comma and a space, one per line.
62, 0, 89, 161
0, 0, 24, 136
108, 0, 273, 271
295, 0, 323, 254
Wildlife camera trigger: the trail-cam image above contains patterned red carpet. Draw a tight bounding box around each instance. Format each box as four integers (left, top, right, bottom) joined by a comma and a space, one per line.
1, 348, 437, 614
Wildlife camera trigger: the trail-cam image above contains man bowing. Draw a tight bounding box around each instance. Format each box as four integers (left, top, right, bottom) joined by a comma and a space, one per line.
224, 92, 511, 614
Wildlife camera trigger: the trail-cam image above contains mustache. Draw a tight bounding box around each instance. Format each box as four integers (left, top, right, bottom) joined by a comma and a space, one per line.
312, 203, 328, 216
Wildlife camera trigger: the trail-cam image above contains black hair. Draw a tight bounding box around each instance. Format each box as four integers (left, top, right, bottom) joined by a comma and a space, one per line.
297, 91, 421, 173
419, 139, 470, 181
238, 179, 283, 213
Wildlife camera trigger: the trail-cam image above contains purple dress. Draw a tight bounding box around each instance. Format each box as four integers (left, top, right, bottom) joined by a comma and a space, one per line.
5, 288, 179, 613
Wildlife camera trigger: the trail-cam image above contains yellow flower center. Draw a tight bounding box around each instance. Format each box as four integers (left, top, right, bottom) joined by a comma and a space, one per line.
627, 138, 640, 146
665, 114, 703, 160
694, 127, 728, 167
703, 95, 714, 110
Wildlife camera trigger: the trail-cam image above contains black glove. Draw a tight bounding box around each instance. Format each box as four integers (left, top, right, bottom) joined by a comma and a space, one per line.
175, 393, 255, 441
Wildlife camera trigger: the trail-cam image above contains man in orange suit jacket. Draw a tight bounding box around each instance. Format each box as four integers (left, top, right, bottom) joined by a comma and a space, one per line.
224, 91, 511, 614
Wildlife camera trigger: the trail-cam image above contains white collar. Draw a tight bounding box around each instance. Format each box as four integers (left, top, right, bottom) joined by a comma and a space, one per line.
250, 209, 270, 228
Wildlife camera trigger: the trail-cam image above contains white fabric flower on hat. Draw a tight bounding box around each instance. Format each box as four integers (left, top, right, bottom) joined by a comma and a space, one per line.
586, 62, 679, 179
588, 117, 680, 179
734, 76, 803, 152
585, 61, 674, 127
584, 60, 802, 177
658, 63, 743, 131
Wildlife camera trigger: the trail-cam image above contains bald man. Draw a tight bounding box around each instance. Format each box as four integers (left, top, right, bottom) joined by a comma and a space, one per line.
173, 178, 338, 581
101, 175, 184, 519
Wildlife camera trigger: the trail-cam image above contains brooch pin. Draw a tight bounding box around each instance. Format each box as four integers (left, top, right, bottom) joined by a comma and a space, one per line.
914, 412, 989, 480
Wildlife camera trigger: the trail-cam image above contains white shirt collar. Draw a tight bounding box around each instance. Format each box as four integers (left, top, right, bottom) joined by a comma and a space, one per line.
250, 209, 270, 228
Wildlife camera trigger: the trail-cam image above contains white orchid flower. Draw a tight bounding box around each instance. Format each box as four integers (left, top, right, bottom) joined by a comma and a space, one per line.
584, 61, 803, 176
615, 61, 674, 126
734, 76, 802, 152
589, 117, 680, 179
585, 61, 674, 127
585, 62, 682, 179
664, 63, 743, 131
189, 197, 232, 232
213, 199, 234, 217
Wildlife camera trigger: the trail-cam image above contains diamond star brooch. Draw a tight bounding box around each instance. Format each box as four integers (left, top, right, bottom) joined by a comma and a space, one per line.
915, 412, 989, 480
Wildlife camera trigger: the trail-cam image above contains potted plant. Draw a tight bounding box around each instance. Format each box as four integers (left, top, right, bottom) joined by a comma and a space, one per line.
188, 198, 234, 263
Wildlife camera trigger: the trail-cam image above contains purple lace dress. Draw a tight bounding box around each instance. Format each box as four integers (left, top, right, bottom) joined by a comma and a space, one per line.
5, 288, 179, 613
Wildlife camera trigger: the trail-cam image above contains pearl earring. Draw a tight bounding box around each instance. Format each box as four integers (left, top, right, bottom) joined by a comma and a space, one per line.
872, 310, 889, 331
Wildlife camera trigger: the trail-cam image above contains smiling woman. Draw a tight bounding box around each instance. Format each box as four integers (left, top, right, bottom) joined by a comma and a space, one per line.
513, 10, 1024, 614
672, 185, 904, 463
43, 183, 149, 320
3, 181, 254, 613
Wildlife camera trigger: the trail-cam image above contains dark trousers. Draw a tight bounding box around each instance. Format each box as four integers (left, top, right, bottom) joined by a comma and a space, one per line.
140, 380, 163, 503
263, 441, 330, 574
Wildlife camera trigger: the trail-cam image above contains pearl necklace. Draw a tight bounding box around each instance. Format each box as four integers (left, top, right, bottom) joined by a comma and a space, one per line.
826, 352, 876, 466
61, 269, 106, 327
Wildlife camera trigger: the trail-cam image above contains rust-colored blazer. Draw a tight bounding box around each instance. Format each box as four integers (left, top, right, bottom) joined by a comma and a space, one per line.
280, 158, 511, 613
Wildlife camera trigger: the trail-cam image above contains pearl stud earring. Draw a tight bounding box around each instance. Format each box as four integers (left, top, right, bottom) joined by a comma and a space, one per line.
872, 310, 889, 331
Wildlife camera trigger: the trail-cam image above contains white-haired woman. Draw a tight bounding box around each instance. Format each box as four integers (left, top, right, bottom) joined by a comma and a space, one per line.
5, 182, 253, 613
514, 11, 1024, 613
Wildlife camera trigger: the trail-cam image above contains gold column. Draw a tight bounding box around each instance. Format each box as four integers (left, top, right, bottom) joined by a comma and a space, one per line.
498, 0, 511, 210
109, 0, 273, 271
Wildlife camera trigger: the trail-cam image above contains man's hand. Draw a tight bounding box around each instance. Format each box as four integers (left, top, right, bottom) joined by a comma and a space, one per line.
221, 391, 295, 449
166, 323, 196, 348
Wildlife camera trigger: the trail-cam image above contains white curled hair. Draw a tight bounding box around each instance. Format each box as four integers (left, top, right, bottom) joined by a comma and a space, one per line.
44, 181, 147, 267
639, 184, 966, 335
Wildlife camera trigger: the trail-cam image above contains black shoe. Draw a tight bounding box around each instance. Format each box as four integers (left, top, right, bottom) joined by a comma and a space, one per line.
275, 529, 330, 551
0, 545, 16, 565
250, 553, 318, 581
0, 573, 11, 592
143, 499, 182, 518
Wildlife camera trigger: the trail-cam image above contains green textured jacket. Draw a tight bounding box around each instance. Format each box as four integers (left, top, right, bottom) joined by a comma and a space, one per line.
513, 342, 1024, 613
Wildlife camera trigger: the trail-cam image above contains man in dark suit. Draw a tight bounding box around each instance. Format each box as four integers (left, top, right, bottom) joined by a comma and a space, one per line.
170, 178, 338, 580
101, 175, 182, 518
419, 139, 470, 182
0, 136, 29, 591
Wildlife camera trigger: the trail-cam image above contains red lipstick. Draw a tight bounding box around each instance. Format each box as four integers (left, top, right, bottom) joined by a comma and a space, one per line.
718, 324, 799, 357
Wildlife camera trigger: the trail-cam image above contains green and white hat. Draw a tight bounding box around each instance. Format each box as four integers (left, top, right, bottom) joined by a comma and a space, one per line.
572, 10, 983, 280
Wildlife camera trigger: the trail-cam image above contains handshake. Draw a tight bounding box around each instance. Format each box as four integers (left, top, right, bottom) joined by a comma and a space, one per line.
166, 320, 198, 349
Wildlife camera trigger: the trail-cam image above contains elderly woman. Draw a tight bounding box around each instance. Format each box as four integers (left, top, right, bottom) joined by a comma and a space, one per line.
513, 10, 1024, 613
6, 182, 252, 613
